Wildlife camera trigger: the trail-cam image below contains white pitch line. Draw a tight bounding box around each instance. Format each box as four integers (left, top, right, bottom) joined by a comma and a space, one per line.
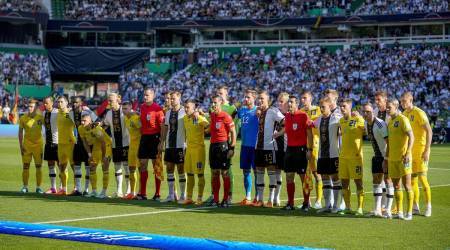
429, 168, 450, 171
34, 183, 450, 225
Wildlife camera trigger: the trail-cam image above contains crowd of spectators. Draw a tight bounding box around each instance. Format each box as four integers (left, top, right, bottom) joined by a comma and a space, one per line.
356, 0, 449, 15
119, 43, 449, 127
63, 0, 448, 21
0, 52, 51, 86
0, 0, 43, 13
64, 0, 352, 21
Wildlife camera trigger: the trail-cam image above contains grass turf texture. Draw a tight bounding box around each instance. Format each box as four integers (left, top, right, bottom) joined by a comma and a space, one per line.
0, 137, 449, 249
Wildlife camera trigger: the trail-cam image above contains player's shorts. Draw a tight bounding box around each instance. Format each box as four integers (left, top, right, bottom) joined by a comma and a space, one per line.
73, 143, 89, 166
276, 149, 285, 170
308, 147, 319, 172
317, 157, 339, 175
58, 143, 74, 165
339, 157, 363, 179
91, 144, 112, 167
43, 143, 58, 162
255, 149, 276, 167
412, 145, 428, 173
284, 146, 308, 174
372, 156, 384, 174
112, 146, 129, 163
209, 142, 230, 170
388, 159, 412, 179
138, 134, 160, 160
22, 143, 43, 165
185, 146, 205, 174
164, 148, 185, 164
128, 143, 140, 167
240, 146, 255, 170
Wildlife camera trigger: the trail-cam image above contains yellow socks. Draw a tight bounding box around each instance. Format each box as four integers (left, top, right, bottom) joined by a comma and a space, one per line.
22, 167, 30, 186
395, 189, 404, 214
419, 175, 431, 205
36, 166, 42, 187
357, 189, 364, 210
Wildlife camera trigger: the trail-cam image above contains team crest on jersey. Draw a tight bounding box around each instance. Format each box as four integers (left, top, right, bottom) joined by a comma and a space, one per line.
293, 123, 298, 130
394, 121, 399, 127
410, 115, 414, 121
311, 110, 316, 115
215, 122, 222, 130
146, 114, 151, 121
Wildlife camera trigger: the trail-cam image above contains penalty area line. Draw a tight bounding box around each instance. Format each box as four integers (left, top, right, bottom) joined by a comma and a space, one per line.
34, 183, 450, 225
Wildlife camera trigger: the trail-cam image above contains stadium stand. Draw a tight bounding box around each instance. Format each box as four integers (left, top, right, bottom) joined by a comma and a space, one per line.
119, 43, 449, 122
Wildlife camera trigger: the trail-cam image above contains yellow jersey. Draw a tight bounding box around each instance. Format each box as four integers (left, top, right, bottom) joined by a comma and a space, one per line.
403, 106, 429, 147
184, 114, 209, 147
301, 105, 321, 147
79, 125, 112, 148
339, 115, 365, 159
124, 113, 141, 145
19, 113, 44, 146
388, 114, 413, 161
57, 110, 76, 145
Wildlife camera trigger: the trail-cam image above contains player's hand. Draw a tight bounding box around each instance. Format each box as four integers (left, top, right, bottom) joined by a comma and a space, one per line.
193, 111, 200, 119
273, 131, 282, 139
351, 111, 360, 117
227, 149, 234, 159
422, 148, 430, 162
306, 151, 312, 161
157, 142, 164, 153
402, 154, 410, 165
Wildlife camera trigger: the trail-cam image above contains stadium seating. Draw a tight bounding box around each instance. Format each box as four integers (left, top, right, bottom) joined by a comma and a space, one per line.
119, 44, 449, 123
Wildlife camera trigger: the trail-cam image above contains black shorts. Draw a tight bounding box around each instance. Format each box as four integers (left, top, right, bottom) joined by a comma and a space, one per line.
276, 150, 285, 170
44, 143, 58, 161
209, 142, 230, 170
255, 150, 276, 166
112, 146, 129, 163
317, 157, 339, 175
284, 146, 308, 174
73, 143, 89, 166
164, 148, 185, 164
138, 134, 160, 160
372, 156, 384, 174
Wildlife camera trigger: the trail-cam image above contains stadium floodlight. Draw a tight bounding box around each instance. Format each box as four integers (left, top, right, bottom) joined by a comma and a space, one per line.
337, 24, 351, 32
190, 28, 199, 34
297, 26, 311, 33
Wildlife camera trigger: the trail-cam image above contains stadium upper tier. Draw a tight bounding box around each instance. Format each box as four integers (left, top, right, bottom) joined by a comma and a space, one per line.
60, 0, 448, 21
120, 44, 448, 122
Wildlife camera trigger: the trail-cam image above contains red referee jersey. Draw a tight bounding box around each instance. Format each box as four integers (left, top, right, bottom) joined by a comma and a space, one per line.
210, 111, 234, 143
140, 102, 164, 135
285, 110, 312, 147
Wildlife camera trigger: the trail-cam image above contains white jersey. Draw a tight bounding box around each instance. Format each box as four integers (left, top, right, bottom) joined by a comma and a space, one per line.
314, 112, 342, 159
104, 107, 130, 148
374, 107, 390, 123
256, 106, 285, 151
165, 107, 186, 149
43, 108, 58, 144
365, 117, 388, 158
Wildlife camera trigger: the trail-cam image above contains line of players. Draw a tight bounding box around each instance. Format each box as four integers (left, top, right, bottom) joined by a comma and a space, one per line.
18, 87, 433, 220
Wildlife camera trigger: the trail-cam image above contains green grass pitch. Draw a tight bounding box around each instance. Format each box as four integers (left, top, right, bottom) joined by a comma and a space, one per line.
0, 137, 449, 249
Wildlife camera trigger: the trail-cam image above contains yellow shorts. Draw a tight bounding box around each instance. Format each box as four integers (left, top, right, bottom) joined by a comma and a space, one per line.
339, 157, 363, 180
308, 147, 318, 172
128, 144, 139, 167
22, 143, 43, 165
412, 145, 428, 173
58, 143, 74, 165
388, 159, 412, 179
91, 144, 112, 167
184, 146, 205, 175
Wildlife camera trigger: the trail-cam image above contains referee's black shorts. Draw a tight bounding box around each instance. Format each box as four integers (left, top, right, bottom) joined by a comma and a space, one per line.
284, 146, 308, 174
138, 134, 160, 160
209, 142, 230, 170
